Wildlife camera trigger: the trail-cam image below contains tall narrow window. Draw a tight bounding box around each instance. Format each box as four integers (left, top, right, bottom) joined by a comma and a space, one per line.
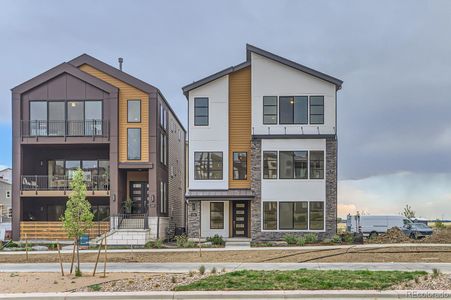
309, 202, 324, 230
310, 96, 324, 124
310, 151, 324, 179
279, 151, 308, 179
128, 100, 141, 123
263, 96, 277, 124
48, 102, 65, 136
160, 133, 167, 165
233, 152, 247, 180
263, 151, 277, 179
85, 101, 102, 136
30, 101, 47, 136
263, 202, 277, 230
67, 101, 84, 136
278, 202, 308, 230
127, 128, 141, 160
160, 181, 167, 214
210, 202, 224, 229
279, 96, 308, 124
194, 152, 223, 180
194, 97, 209, 126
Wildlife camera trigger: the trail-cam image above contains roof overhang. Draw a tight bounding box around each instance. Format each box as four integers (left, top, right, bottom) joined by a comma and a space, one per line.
185, 189, 255, 201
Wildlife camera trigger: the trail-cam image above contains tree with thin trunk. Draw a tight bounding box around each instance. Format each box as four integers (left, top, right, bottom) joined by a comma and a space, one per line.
61, 168, 94, 276
403, 204, 416, 219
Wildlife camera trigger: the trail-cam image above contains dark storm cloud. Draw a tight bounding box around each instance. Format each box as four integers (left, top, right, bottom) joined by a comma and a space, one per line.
1, 0, 451, 180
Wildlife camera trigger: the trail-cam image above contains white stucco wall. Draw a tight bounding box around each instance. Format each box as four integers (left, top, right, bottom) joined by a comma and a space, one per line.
201, 201, 229, 238
188, 76, 229, 190
261, 139, 326, 202
251, 52, 336, 135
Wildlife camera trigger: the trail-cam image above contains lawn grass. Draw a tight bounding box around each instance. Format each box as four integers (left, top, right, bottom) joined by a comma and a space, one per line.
175, 269, 426, 291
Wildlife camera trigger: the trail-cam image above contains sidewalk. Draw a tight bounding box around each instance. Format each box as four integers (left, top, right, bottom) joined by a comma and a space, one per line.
2, 262, 451, 273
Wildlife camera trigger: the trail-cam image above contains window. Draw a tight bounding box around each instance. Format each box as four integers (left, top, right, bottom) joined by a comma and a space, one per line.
85, 101, 102, 135
233, 152, 247, 180
160, 181, 167, 214
263, 202, 277, 230
210, 202, 224, 229
263, 96, 277, 124
194, 152, 223, 180
310, 96, 324, 124
5, 191, 10, 198
48, 101, 65, 136
92, 205, 110, 221
263, 151, 277, 179
30, 101, 47, 136
127, 100, 141, 123
310, 151, 324, 179
65, 160, 81, 179
279, 202, 308, 230
309, 202, 324, 230
47, 204, 65, 221
160, 104, 167, 129
279, 151, 308, 179
279, 96, 308, 124
160, 132, 167, 165
194, 97, 209, 126
127, 128, 141, 160
67, 101, 84, 135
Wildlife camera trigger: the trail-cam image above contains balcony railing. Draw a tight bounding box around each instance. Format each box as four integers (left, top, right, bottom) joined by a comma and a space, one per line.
21, 175, 110, 191
21, 120, 109, 138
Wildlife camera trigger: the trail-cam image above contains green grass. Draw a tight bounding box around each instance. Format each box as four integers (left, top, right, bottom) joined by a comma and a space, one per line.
175, 269, 426, 291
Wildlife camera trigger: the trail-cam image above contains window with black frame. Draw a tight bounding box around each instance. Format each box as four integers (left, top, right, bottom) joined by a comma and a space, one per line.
263, 151, 278, 179
127, 128, 141, 160
48, 102, 65, 136
309, 96, 324, 124
194, 152, 223, 180
279, 202, 308, 230
128, 100, 141, 123
309, 202, 324, 230
310, 151, 324, 179
210, 202, 224, 229
279, 151, 308, 179
194, 97, 209, 126
263, 96, 277, 124
263, 202, 277, 230
233, 152, 247, 180
279, 96, 308, 124
30, 101, 47, 136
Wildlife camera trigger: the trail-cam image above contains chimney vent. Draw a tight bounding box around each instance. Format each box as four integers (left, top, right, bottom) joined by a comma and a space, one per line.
118, 57, 123, 71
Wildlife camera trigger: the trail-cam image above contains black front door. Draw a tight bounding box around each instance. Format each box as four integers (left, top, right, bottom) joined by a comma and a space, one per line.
232, 201, 249, 237
129, 181, 148, 214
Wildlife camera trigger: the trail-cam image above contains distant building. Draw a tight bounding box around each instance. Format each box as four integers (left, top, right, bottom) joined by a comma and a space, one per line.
0, 168, 12, 184
0, 179, 12, 223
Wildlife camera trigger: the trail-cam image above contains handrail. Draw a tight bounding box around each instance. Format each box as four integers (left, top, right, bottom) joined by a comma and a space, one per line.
20, 174, 110, 191
20, 119, 109, 138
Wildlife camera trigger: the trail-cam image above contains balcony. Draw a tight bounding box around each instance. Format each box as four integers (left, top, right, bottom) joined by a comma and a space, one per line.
21, 120, 109, 139
20, 175, 110, 197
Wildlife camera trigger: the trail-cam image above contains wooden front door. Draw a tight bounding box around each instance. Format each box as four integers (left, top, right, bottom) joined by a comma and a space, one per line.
129, 181, 148, 214
232, 201, 249, 237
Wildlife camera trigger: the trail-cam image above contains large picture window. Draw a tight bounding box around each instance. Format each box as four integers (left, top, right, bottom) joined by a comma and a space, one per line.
310, 96, 324, 124
263, 202, 277, 230
210, 202, 224, 229
128, 100, 141, 123
85, 101, 102, 135
309, 202, 324, 230
233, 152, 247, 180
279, 202, 308, 230
279, 96, 308, 124
30, 101, 47, 136
263, 151, 278, 179
310, 151, 324, 179
263, 96, 277, 124
127, 128, 141, 160
194, 152, 223, 180
279, 151, 308, 179
194, 97, 209, 126
48, 101, 65, 136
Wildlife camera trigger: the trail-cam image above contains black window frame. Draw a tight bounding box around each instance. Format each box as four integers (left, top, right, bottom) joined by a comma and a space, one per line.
210, 202, 224, 229
232, 152, 248, 180
194, 151, 223, 180
160, 132, 167, 166
309, 201, 325, 230
127, 99, 141, 123
310, 151, 325, 179
263, 96, 278, 125
127, 128, 141, 160
309, 96, 324, 125
262, 201, 277, 230
278, 201, 309, 230
263, 151, 278, 179
194, 97, 209, 126
279, 151, 308, 179
279, 96, 308, 125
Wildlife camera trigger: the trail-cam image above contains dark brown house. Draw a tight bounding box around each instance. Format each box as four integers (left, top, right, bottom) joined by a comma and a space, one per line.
11, 55, 185, 243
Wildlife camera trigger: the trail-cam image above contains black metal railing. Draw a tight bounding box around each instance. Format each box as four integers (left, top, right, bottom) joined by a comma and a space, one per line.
20, 175, 110, 191
21, 120, 109, 138
111, 214, 149, 230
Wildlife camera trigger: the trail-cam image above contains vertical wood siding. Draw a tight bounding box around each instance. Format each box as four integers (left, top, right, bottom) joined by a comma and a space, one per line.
79, 64, 149, 163
228, 66, 251, 189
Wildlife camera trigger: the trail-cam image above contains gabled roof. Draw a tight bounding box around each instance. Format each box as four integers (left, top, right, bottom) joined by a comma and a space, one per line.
11, 62, 118, 94
182, 44, 343, 97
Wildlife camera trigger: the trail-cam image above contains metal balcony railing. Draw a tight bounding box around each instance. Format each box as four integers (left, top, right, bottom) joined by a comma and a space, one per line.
111, 214, 149, 230
20, 175, 110, 191
21, 120, 109, 138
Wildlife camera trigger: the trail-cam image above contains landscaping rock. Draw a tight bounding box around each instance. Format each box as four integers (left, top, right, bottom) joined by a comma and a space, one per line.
31, 245, 48, 251
272, 241, 288, 246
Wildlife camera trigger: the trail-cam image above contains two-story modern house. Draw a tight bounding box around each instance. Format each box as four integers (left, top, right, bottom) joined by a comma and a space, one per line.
183, 44, 342, 241
11, 55, 185, 242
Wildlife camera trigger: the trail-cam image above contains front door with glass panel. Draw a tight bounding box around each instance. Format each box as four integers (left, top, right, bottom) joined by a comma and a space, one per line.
129, 181, 148, 214
232, 201, 249, 237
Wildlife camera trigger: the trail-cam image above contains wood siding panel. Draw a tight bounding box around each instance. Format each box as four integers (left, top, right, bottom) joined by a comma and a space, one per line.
229, 66, 251, 189
79, 64, 149, 163
20, 221, 109, 240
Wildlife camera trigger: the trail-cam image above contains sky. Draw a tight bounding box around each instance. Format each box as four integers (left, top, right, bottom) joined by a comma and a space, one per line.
1, 0, 451, 219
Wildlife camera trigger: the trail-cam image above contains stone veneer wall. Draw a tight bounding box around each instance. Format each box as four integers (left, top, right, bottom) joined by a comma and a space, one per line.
187, 200, 201, 238
250, 137, 337, 241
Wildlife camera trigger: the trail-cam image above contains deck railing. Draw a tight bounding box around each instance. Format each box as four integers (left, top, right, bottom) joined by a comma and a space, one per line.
21, 175, 109, 191
21, 120, 109, 138
111, 214, 149, 230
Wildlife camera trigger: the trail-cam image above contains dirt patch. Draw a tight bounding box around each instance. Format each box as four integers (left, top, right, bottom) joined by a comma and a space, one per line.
391, 273, 451, 290
367, 228, 411, 244
421, 228, 451, 243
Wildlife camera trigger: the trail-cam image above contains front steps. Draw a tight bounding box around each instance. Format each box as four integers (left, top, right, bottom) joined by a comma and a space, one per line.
225, 238, 251, 249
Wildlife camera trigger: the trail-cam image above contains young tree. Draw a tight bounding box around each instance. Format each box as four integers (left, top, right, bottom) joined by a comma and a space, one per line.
403, 204, 416, 219
61, 168, 94, 276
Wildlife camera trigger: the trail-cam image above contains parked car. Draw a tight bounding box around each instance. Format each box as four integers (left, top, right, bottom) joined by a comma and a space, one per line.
402, 223, 433, 239
346, 215, 412, 238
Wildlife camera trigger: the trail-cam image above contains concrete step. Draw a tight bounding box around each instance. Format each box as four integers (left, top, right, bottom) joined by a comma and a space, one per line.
225, 241, 251, 248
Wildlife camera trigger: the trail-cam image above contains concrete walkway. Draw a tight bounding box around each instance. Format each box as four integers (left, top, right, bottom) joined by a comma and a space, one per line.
1, 243, 449, 255
1, 262, 451, 273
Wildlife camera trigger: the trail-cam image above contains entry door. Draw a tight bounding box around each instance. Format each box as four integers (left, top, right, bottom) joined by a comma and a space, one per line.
232, 201, 249, 237
129, 181, 148, 214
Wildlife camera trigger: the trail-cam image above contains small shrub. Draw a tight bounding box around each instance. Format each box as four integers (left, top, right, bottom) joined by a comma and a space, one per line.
171, 276, 177, 283
342, 233, 354, 244
4, 241, 19, 248
296, 236, 306, 246
435, 220, 446, 230
415, 277, 420, 284
331, 235, 341, 244
188, 270, 194, 277
145, 239, 164, 249
221, 267, 226, 273
432, 268, 441, 278
206, 234, 224, 246
199, 265, 206, 275
283, 234, 297, 245
211, 267, 217, 274
304, 233, 318, 244
89, 284, 101, 291
75, 268, 82, 277
175, 235, 195, 248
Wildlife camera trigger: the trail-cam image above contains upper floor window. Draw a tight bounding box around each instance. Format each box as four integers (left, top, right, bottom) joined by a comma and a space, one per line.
194, 152, 223, 180
263, 151, 277, 179
263, 96, 277, 124
233, 152, 247, 180
160, 181, 167, 214
279, 151, 308, 179
279, 96, 308, 124
127, 128, 141, 160
160, 132, 167, 165
310, 96, 324, 124
30, 101, 47, 136
48, 101, 65, 136
310, 151, 324, 179
194, 97, 209, 126
128, 100, 141, 123
160, 104, 167, 129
